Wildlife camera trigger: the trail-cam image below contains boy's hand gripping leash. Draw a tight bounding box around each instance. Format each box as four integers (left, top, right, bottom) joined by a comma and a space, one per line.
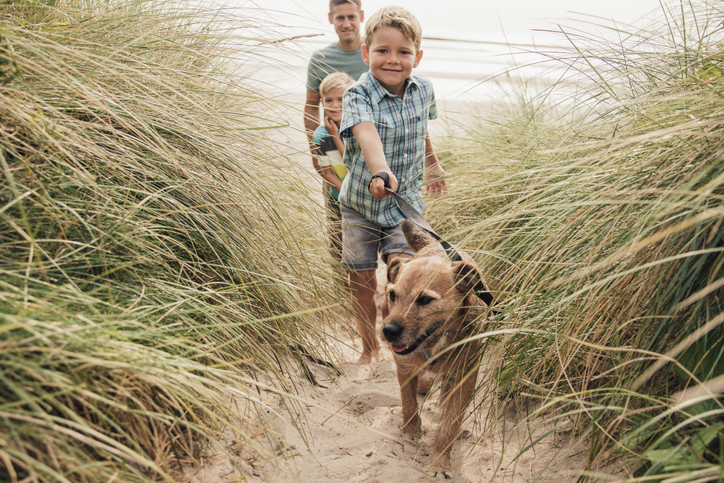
369, 172, 497, 311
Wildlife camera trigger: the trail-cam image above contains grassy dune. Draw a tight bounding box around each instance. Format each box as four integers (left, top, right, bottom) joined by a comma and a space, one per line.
3, 0, 723, 481
0, 1, 339, 481
429, 1, 724, 480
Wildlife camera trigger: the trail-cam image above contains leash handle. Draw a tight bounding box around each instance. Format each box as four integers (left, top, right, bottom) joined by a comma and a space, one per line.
369, 171, 391, 193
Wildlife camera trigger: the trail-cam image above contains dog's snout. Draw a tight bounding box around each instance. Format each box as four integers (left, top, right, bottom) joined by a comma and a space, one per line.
383, 323, 404, 342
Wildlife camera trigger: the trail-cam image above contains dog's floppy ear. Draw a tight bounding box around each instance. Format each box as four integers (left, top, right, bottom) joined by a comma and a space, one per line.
452, 260, 485, 298
387, 258, 404, 283
401, 219, 439, 252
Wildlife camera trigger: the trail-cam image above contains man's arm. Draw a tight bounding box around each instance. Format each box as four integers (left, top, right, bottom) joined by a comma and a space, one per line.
424, 131, 446, 196
351, 121, 397, 200
304, 89, 322, 173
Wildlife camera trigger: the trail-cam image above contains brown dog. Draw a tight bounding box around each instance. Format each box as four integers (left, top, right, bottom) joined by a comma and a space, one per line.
382, 220, 490, 478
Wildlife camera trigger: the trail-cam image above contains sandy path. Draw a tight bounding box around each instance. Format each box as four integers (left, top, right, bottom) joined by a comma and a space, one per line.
187, 332, 590, 482
184, 98, 591, 482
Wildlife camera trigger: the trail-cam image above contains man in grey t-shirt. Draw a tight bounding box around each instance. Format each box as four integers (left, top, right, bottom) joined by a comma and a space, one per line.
304, 0, 368, 175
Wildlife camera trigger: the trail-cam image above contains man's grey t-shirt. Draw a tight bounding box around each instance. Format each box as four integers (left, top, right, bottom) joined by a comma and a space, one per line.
306, 42, 368, 93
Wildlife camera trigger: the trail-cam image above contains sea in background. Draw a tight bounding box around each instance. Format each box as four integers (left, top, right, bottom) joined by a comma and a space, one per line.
230, 0, 667, 107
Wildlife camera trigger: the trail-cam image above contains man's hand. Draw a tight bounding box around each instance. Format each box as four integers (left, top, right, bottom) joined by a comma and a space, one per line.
369, 171, 398, 200
424, 163, 447, 197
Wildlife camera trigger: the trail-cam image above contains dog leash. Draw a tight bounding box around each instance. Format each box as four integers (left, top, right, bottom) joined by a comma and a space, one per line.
370, 172, 462, 262
370, 172, 498, 311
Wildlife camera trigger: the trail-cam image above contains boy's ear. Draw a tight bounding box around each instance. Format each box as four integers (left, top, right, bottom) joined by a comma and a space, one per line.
413, 49, 423, 68
361, 45, 370, 65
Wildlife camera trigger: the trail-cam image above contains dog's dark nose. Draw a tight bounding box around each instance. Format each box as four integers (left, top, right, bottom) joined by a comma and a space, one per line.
383, 323, 404, 342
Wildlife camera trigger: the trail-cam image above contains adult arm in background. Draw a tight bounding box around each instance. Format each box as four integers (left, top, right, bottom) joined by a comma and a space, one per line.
351, 121, 397, 200
423, 131, 446, 196
304, 89, 322, 173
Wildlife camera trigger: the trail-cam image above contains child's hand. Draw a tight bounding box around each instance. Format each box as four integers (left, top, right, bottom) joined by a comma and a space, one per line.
424, 164, 447, 197
324, 116, 339, 137
369, 171, 398, 200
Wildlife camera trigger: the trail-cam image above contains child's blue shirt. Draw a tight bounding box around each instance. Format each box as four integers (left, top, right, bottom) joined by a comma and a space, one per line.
338, 71, 437, 227
312, 125, 346, 200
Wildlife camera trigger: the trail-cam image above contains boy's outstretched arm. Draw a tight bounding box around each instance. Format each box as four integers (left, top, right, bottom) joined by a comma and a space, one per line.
352, 121, 397, 200
424, 132, 446, 196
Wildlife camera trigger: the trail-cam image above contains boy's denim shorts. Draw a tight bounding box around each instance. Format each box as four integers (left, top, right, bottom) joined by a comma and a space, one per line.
340, 204, 414, 272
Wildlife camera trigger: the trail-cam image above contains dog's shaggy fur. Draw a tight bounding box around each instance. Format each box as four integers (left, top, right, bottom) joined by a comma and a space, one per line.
382, 220, 490, 478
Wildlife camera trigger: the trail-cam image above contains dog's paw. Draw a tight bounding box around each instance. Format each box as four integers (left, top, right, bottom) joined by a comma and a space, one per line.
424, 461, 453, 479
400, 418, 424, 439
401, 425, 424, 440
425, 453, 453, 479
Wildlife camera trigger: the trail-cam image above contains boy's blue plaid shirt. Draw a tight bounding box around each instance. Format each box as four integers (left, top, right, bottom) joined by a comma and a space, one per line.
338, 71, 437, 228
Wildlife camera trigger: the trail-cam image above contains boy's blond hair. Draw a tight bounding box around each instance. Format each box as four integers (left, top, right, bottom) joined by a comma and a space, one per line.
364, 6, 422, 52
319, 72, 355, 98
329, 0, 361, 14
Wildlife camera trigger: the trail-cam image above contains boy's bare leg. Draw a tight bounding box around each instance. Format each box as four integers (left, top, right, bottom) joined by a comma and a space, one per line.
349, 269, 379, 364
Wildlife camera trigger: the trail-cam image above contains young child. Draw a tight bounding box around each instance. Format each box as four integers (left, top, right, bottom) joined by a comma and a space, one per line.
313, 72, 355, 267
337, 6, 446, 364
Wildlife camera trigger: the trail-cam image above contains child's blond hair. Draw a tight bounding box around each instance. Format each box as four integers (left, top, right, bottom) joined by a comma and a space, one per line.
364, 6, 422, 52
319, 72, 355, 98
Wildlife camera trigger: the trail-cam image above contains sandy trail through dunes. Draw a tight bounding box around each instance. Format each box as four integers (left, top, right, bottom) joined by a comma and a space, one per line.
187, 325, 590, 482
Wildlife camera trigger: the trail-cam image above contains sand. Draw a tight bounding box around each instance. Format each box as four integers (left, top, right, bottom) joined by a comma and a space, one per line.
183, 97, 592, 482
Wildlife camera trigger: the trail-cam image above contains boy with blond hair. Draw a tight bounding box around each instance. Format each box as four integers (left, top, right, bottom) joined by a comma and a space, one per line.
338, 6, 446, 364
313, 72, 355, 266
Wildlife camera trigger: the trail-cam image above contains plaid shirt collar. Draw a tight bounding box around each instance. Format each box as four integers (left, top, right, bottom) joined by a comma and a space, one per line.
364, 72, 421, 104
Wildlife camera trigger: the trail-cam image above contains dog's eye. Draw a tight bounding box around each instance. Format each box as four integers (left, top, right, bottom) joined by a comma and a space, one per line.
388, 291, 396, 303
416, 296, 433, 306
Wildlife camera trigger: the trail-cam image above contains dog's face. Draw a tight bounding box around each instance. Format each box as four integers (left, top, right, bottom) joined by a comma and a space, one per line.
382, 222, 485, 357
383, 256, 473, 356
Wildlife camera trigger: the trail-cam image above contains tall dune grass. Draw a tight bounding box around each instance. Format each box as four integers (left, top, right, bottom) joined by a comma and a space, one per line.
430, 1, 723, 480
1, 1, 338, 481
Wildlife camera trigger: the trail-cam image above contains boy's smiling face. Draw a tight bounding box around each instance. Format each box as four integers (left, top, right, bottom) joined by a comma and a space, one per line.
362, 26, 422, 98
322, 87, 345, 124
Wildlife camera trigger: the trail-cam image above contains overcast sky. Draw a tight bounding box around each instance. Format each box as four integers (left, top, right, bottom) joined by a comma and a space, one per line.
247, 0, 667, 45
235, 0, 678, 101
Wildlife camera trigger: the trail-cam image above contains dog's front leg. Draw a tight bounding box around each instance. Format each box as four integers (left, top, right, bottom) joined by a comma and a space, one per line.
396, 364, 423, 439
426, 365, 477, 477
